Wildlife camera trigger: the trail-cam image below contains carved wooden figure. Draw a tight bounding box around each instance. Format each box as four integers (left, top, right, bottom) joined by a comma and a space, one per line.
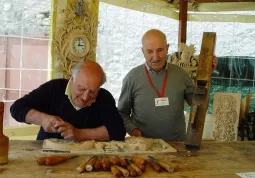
185, 32, 216, 149
0, 102, 9, 165
167, 43, 199, 80
212, 92, 241, 141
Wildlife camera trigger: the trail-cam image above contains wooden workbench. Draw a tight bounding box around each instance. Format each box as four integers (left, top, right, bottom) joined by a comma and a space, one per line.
0, 140, 254, 178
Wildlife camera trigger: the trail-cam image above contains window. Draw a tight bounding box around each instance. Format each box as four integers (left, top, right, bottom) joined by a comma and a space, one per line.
0, 0, 51, 126
97, 3, 255, 113
187, 15, 255, 113
97, 2, 178, 102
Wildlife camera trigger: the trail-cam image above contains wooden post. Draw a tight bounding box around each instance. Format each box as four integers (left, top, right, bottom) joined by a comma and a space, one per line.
178, 0, 188, 47
0, 102, 9, 165
185, 32, 216, 149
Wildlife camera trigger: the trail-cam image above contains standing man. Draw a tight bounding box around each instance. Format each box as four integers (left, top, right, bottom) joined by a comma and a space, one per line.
11, 60, 126, 141
118, 29, 217, 141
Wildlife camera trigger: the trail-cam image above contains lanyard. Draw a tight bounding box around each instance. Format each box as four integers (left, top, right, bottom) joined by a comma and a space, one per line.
144, 65, 168, 98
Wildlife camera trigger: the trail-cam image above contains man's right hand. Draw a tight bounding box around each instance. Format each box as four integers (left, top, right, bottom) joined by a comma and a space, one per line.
41, 115, 63, 133
131, 128, 142, 136
25, 109, 64, 133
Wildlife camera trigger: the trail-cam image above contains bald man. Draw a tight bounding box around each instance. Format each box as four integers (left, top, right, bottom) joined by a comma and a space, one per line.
118, 29, 217, 141
11, 60, 125, 141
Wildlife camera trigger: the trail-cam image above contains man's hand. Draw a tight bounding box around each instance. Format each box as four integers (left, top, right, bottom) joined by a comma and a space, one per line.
54, 121, 79, 140
41, 115, 63, 133
212, 56, 218, 71
131, 128, 142, 136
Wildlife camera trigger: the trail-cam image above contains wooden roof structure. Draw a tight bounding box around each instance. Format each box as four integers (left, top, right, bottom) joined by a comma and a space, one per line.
101, 0, 255, 47
167, 0, 255, 45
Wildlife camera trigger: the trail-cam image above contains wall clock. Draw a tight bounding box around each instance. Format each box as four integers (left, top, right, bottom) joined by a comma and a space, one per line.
69, 30, 90, 58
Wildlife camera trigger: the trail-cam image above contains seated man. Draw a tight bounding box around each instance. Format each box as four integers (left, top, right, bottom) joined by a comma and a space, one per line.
118, 29, 217, 141
10, 60, 126, 141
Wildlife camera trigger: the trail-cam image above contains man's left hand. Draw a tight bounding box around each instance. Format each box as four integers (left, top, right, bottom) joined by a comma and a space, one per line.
54, 121, 79, 140
212, 56, 218, 71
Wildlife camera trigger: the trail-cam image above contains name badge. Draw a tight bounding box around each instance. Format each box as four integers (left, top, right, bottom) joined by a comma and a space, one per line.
155, 97, 169, 107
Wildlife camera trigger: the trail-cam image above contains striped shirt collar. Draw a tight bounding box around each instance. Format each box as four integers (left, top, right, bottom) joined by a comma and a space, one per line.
144, 61, 168, 74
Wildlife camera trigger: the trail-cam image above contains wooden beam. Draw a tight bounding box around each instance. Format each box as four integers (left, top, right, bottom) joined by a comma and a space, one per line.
178, 0, 188, 46
0, 101, 9, 165
185, 32, 216, 149
193, 0, 255, 3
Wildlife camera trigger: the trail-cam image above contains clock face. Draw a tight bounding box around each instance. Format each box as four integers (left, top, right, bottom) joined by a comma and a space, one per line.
74, 38, 86, 53
69, 31, 90, 58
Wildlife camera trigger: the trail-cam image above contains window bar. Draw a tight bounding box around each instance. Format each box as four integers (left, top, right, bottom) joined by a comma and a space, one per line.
0, 68, 50, 71
253, 64, 255, 93
0, 35, 50, 41
1, 36, 8, 101
19, 7, 25, 99
228, 15, 236, 88
18, 6, 25, 127
0, 36, 6, 53
211, 77, 255, 81
4, 37, 8, 101
0, 88, 31, 92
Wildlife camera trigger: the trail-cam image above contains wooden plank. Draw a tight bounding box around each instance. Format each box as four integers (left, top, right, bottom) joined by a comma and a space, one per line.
185, 32, 216, 149
178, 0, 188, 46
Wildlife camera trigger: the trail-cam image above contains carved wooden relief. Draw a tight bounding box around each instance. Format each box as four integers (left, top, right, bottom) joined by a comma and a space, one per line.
53, 0, 98, 78
212, 92, 241, 141
167, 43, 198, 79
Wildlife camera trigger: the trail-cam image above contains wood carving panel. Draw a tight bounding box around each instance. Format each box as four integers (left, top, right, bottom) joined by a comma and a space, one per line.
167, 43, 198, 79
53, 0, 98, 78
212, 92, 241, 141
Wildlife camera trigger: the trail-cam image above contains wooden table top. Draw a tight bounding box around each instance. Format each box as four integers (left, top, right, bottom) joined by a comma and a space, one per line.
0, 140, 255, 178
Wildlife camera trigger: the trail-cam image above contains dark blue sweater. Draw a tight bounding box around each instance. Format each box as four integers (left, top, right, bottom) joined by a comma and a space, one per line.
10, 79, 126, 141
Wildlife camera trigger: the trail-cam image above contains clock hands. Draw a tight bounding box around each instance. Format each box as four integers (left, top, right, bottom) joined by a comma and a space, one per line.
78, 39, 85, 47
74, 38, 85, 53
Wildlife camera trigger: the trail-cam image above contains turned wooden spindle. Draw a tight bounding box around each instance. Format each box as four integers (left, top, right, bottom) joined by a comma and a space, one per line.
0, 101, 9, 165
